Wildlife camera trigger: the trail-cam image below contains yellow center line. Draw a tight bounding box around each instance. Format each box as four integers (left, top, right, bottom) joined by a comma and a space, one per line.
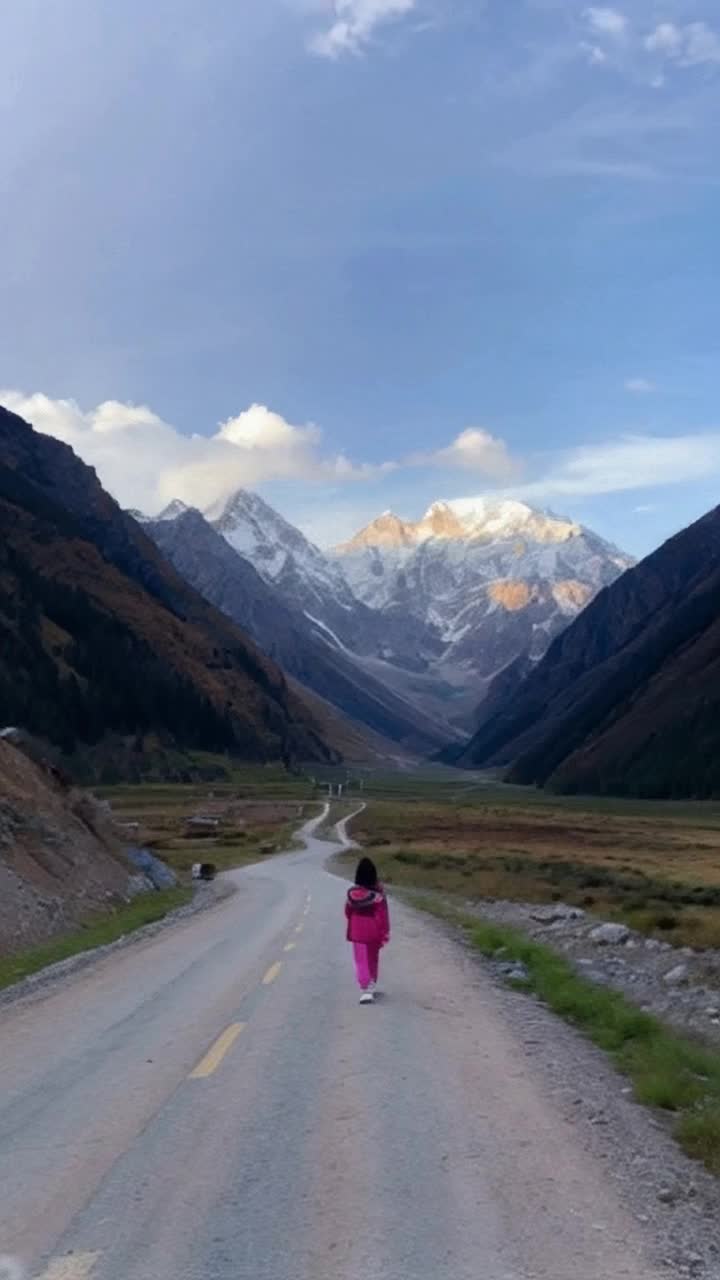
295, 922, 304, 934
262, 961, 283, 986
34, 1254, 100, 1280
284, 941, 296, 952
189, 1023, 245, 1079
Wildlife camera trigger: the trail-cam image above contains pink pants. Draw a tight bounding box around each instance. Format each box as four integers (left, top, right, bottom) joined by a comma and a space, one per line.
353, 942, 380, 990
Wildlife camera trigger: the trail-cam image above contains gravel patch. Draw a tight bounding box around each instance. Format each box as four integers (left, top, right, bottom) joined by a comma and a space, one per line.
0, 878, 236, 1011
438, 894, 720, 1047
415, 902, 720, 1279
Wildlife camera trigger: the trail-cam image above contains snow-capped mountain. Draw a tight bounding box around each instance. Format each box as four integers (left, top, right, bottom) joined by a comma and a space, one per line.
157, 498, 191, 522
332, 498, 633, 678
147, 490, 632, 738
208, 489, 436, 664
144, 506, 451, 752
211, 490, 351, 609
209, 490, 367, 648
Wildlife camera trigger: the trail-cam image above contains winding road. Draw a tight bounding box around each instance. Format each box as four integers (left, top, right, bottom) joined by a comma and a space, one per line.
0, 806, 666, 1279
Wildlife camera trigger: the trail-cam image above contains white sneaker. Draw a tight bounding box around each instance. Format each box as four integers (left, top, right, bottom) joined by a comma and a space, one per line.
359, 990, 374, 1004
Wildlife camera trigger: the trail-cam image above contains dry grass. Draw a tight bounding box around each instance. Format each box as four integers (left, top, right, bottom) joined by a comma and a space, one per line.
350, 790, 720, 948
98, 774, 318, 878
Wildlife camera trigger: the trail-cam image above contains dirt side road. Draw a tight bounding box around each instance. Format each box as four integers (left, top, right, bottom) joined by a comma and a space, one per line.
0, 812, 716, 1279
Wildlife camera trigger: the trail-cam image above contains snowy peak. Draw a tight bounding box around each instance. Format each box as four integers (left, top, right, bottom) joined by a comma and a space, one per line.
212, 488, 328, 583
331, 496, 634, 670
132, 481, 634, 743
437, 498, 582, 543
156, 498, 191, 522
335, 499, 583, 554
416, 501, 469, 541
208, 489, 363, 641
339, 511, 417, 551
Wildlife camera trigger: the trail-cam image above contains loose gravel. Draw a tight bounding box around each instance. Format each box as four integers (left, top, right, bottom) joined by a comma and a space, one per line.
442, 895, 720, 1048
418, 903, 720, 1278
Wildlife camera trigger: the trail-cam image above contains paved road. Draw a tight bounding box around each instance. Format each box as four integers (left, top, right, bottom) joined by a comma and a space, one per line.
0, 807, 664, 1280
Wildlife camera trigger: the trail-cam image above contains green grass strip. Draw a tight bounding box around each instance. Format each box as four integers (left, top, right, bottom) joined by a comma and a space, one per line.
410, 894, 720, 1174
0, 888, 191, 993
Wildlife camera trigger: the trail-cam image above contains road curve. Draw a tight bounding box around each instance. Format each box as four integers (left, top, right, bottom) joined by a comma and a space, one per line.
0, 808, 665, 1280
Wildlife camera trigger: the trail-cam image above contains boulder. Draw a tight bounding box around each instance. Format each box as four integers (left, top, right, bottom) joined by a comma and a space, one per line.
126, 873, 154, 898
663, 964, 690, 987
126, 846, 177, 891
589, 923, 630, 946
530, 904, 585, 925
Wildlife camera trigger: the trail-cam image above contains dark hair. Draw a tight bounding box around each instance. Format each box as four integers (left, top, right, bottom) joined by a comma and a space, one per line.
355, 856, 378, 889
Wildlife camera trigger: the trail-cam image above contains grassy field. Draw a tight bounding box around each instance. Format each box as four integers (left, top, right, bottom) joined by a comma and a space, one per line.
345, 777, 720, 948
0, 888, 191, 993
96, 766, 320, 878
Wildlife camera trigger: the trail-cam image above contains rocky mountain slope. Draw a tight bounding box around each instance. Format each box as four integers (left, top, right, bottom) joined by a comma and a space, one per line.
149, 489, 631, 737
455, 503, 720, 798
333, 499, 627, 670
209, 490, 431, 667
333, 498, 632, 679
0, 405, 337, 776
146, 508, 449, 752
0, 737, 134, 953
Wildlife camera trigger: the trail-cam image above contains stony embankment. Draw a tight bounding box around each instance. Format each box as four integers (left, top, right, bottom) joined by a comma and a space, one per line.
452, 896, 720, 1045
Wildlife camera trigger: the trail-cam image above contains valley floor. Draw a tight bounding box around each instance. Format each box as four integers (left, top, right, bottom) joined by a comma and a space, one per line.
346, 775, 720, 948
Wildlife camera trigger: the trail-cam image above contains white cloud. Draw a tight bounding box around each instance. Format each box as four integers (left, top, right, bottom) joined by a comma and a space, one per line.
683, 23, 720, 67
5, 391, 521, 516
309, 0, 416, 58
416, 428, 521, 480
624, 377, 656, 394
509, 433, 720, 502
0, 392, 394, 514
645, 23, 682, 56
217, 404, 322, 452
645, 21, 720, 67
500, 92, 706, 181
7, 392, 716, 533
578, 12, 720, 84
584, 8, 627, 38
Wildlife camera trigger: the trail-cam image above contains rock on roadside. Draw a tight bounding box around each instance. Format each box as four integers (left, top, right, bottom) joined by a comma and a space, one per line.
589, 922, 631, 946
424, 894, 720, 1048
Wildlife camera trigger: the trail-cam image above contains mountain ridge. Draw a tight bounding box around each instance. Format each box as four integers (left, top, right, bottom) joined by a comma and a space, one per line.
145, 506, 452, 752
455, 502, 720, 798
331, 495, 633, 688
150, 487, 632, 735
336, 499, 589, 552
0, 405, 338, 777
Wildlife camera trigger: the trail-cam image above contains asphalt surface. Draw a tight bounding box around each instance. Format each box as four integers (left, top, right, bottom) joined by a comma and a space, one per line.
0, 806, 667, 1280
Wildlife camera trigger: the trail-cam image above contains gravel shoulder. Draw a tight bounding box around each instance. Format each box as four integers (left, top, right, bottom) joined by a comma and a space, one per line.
412, 904, 720, 1279
427, 893, 720, 1047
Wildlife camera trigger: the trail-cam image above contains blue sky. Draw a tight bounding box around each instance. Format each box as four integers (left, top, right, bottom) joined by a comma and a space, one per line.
2, 0, 720, 554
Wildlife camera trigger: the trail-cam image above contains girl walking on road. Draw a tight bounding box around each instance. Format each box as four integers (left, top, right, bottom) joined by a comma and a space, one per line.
345, 857, 390, 1004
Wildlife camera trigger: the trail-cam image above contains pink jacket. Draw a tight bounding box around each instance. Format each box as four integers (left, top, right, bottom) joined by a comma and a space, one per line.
345, 884, 390, 946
